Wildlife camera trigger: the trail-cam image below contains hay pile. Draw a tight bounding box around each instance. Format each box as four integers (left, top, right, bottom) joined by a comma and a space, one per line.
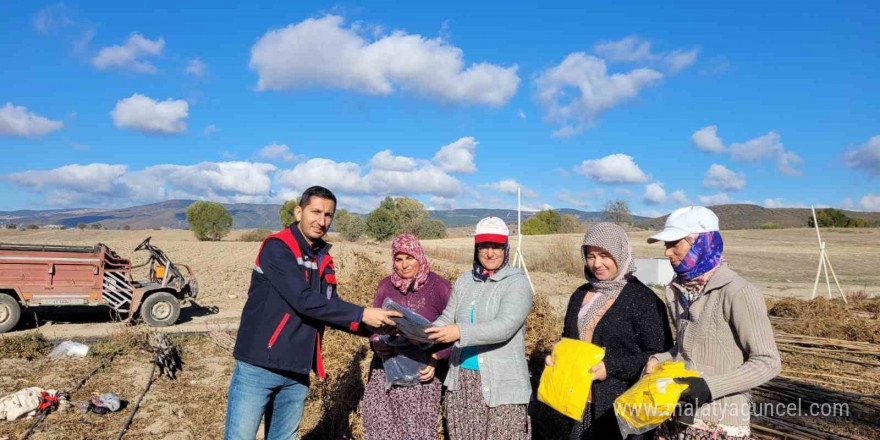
767, 297, 880, 343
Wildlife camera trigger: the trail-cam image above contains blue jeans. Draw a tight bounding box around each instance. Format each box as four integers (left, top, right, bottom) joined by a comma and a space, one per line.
224, 360, 310, 440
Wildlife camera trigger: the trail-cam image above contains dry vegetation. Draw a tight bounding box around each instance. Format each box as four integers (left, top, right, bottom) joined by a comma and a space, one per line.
1, 227, 878, 439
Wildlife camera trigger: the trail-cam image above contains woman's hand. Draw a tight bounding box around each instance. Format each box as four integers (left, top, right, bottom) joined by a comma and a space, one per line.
644, 357, 659, 375
372, 340, 395, 360
424, 324, 460, 343
590, 361, 607, 381
419, 354, 438, 382
545, 355, 554, 367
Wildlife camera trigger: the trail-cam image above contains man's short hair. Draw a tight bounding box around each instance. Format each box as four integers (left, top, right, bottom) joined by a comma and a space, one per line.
299, 186, 337, 208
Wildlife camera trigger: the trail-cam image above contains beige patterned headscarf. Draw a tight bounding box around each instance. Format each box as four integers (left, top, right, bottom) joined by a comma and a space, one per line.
577, 222, 636, 339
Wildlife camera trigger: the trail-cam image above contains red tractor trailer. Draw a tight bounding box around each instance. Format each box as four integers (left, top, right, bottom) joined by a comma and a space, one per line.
0, 237, 197, 333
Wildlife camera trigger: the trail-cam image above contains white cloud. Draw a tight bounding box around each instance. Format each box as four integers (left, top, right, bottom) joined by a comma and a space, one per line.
593, 36, 699, 73
763, 198, 806, 209
698, 193, 732, 206
433, 137, 477, 173
643, 183, 666, 205
203, 124, 218, 136
370, 150, 417, 171
7, 163, 128, 194
669, 190, 691, 206
249, 15, 519, 106
365, 166, 461, 197
429, 196, 456, 210
110, 94, 188, 135
841, 198, 854, 210
843, 135, 880, 176
0, 103, 64, 137
482, 179, 537, 197
91, 33, 165, 74
33, 3, 72, 34
257, 143, 301, 162
186, 58, 207, 77
691, 125, 724, 152
729, 131, 782, 161
594, 36, 655, 62
665, 49, 700, 73
703, 163, 746, 191
615, 188, 635, 197
535, 53, 662, 136
557, 188, 604, 209
574, 153, 649, 184
5, 161, 283, 206
859, 194, 880, 212
728, 131, 803, 176
518, 111, 527, 119
278, 158, 366, 194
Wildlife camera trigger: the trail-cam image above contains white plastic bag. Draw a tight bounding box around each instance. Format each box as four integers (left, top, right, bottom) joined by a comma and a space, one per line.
49, 340, 89, 358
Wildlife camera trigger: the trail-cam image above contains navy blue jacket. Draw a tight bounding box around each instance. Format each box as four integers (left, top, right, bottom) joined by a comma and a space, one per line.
233, 224, 364, 376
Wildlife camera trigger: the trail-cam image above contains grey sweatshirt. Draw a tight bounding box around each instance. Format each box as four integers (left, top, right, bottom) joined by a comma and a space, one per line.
433, 265, 533, 407
653, 263, 781, 427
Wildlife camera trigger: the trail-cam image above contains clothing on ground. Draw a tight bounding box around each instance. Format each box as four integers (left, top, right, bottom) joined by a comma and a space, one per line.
445, 369, 529, 440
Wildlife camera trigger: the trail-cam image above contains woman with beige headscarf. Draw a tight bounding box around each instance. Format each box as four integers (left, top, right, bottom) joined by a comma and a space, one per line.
545, 222, 673, 440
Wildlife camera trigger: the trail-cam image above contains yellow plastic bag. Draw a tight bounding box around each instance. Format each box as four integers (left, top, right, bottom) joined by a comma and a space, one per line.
614, 361, 699, 436
537, 338, 605, 420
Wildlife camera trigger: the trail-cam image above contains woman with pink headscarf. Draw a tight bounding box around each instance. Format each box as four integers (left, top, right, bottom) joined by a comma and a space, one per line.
361, 234, 453, 440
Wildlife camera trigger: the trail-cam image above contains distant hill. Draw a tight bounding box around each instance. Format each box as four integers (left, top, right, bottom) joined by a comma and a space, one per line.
1, 201, 877, 231
635, 204, 880, 230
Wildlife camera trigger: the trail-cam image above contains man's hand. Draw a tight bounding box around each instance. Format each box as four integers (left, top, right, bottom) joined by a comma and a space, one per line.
362, 308, 402, 328
372, 340, 395, 360
590, 361, 607, 381
419, 354, 438, 382
424, 324, 460, 343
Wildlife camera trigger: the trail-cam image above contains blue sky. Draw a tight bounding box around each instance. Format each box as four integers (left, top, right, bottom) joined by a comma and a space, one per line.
1, 1, 878, 215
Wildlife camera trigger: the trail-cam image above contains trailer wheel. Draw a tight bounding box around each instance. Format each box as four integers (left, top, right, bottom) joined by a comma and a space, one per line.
0, 294, 21, 333
140, 292, 181, 327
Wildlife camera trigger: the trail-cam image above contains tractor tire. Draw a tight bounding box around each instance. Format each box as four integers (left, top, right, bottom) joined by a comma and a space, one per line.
140, 292, 181, 327
0, 294, 22, 333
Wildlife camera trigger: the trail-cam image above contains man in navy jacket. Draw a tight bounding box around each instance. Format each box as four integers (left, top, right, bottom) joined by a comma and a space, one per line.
225, 186, 400, 440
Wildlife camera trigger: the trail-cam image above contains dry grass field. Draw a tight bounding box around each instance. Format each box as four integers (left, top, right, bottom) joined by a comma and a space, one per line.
0, 227, 878, 439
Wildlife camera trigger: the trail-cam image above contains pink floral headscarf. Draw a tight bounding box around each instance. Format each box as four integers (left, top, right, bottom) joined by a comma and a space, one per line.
390, 234, 431, 293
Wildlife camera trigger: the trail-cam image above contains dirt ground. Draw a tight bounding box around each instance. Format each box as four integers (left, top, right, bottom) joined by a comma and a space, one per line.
0, 227, 878, 439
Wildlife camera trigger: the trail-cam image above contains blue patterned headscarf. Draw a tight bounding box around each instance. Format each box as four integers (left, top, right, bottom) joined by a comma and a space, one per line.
673, 231, 724, 281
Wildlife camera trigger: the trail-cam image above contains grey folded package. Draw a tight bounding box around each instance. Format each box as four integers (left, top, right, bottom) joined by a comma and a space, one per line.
382, 297, 434, 344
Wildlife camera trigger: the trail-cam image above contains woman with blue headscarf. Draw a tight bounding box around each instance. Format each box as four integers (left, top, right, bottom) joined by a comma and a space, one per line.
645, 207, 780, 440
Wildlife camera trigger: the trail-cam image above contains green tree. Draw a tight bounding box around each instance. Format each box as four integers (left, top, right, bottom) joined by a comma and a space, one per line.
560, 214, 582, 233
279, 197, 301, 228
186, 201, 233, 241
25, 224, 39, 230
521, 216, 552, 235
76, 223, 87, 230
534, 209, 562, 233
395, 197, 429, 235
5, 223, 16, 229
342, 216, 365, 242
379, 196, 396, 212
603, 200, 632, 224
90, 223, 103, 230
365, 207, 397, 241
417, 218, 447, 239
122, 225, 131, 230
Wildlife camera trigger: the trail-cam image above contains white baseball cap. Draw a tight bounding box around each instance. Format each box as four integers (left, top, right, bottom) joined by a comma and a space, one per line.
647, 206, 719, 243
474, 216, 509, 244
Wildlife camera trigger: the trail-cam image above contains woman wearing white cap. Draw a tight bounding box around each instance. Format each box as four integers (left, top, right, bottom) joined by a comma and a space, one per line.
645, 206, 780, 440
425, 216, 533, 440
